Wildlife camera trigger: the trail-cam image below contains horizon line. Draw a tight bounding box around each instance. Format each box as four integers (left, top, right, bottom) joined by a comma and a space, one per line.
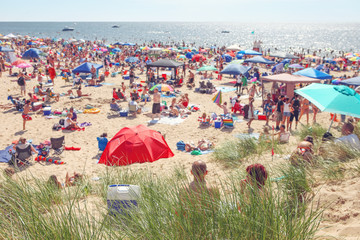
0, 21, 360, 24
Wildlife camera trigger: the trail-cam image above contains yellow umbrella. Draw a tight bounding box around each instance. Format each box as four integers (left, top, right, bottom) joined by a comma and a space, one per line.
349, 57, 360, 61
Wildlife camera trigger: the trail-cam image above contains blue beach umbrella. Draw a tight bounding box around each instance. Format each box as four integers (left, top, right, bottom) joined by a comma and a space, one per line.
0, 46, 14, 52
220, 64, 251, 75
72, 62, 103, 74
185, 52, 194, 59
125, 57, 139, 63
295, 83, 360, 117
244, 56, 275, 64
238, 49, 262, 55
22, 48, 43, 59
340, 76, 360, 86
27, 42, 37, 46
236, 53, 244, 59
293, 68, 332, 80
295, 83, 360, 130
221, 54, 232, 62
112, 48, 122, 53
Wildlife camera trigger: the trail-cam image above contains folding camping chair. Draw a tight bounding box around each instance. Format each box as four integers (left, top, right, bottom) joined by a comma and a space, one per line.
222, 118, 234, 128
128, 104, 137, 117
10, 145, 33, 168
50, 136, 65, 156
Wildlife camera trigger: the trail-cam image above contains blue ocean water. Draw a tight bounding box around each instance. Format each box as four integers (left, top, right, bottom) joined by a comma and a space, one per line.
0, 22, 359, 53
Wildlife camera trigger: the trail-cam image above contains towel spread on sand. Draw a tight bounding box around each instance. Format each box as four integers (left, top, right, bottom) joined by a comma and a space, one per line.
148, 116, 186, 125
216, 86, 236, 93
0, 145, 13, 163
239, 94, 262, 100
234, 133, 260, 140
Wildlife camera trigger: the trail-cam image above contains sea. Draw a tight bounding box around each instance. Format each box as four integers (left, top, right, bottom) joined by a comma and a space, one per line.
0, 22, 359, 55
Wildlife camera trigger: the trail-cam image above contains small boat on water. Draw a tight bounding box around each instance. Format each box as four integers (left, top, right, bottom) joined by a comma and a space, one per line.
62, 26, 75, 31
221, 31, 230, 33
112, 25, 120, 28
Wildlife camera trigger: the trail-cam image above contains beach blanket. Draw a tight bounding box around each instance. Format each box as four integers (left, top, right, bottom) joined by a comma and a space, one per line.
101, 82, 114, 86
0, 145, 13, 163
161, 94, 177, 98
231, 115, 244, 123
79, 122, 92, 127
234, 133, 260, 140
85, 84, 103, 87
64, 147, 81, 151
148, 116, 186, 125
216, 86, 236, 93
189, 149, 214, 155
239, 94, 262, 100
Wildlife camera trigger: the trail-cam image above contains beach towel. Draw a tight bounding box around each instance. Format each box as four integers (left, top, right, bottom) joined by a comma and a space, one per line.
234, 133, 260, 140
161, 94, 177, 98
189, 149, 214, 155
239, 94, 261, 100
79, 122, 92, 127
85, 84, 103, 87
216, 86, 236, 93
64, 147, 81, 151
35, 155, 65, 165
0, 145, 13, 163
148, 116, 187, 125
101, 82, 114, 86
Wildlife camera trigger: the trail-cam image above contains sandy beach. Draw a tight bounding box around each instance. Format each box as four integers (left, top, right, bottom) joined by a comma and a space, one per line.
0, 39, 360, 239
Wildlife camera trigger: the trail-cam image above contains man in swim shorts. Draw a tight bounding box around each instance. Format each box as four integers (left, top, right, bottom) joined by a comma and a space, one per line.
22, 100, 32, 130
152, 88, 161, 120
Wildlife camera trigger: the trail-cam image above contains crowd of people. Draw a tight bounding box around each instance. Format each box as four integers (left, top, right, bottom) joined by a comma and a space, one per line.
1, 35, 360, 199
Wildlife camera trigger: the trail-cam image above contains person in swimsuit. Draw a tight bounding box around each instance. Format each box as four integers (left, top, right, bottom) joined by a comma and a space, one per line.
299, 98, 310, 125
22, 100, 32, 130
263, 93, 274, 126
290, 136, 314, 165
152, 88, 161, 120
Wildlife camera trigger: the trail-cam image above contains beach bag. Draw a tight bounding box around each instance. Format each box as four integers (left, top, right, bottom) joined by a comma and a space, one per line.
59, 119, 65, 126
17, 77, 25, 86
176, 141, 186, 151
52, 123, 62, 131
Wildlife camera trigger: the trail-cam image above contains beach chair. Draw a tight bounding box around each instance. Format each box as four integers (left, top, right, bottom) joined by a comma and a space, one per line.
128, 104, 137, 117
10, 145, 33, 168
222, 118, 234, 128
50, 136, 65, 156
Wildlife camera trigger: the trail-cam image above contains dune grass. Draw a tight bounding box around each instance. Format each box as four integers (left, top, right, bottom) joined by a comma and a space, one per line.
0, 167, 323, 240
212, 137, 282, 168
295, 124, 327, 143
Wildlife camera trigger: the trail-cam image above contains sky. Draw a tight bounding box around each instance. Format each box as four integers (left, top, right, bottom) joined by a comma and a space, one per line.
1, 0, 359, 22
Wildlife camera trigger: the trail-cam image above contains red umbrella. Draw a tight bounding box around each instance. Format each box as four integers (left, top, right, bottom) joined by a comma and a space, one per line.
226, 52, 235, 57
98, 125, 174, 166
12, 59, 26, 66
192, 54, 206, 62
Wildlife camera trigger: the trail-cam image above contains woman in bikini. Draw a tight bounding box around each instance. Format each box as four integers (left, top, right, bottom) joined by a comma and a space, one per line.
299, 97, 310, 125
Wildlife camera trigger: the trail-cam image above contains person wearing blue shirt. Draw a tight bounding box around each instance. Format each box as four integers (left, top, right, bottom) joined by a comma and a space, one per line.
97, 133, 108, 151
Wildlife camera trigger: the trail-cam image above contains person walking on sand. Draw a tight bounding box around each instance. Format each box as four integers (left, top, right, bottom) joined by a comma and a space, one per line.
17, 72, 26, 96
152, 88, 161, 120
22, 100, 32, 130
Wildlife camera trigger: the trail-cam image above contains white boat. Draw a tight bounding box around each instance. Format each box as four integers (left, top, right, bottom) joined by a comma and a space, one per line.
62, 26, 75, 31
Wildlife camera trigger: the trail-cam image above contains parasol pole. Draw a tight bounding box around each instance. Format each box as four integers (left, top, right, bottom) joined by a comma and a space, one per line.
271, 125, 275, 161
328, 114, 335, 132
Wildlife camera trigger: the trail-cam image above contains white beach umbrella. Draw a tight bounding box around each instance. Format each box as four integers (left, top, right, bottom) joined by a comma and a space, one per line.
226, 44, 241, 51
5, 33, 17, 38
